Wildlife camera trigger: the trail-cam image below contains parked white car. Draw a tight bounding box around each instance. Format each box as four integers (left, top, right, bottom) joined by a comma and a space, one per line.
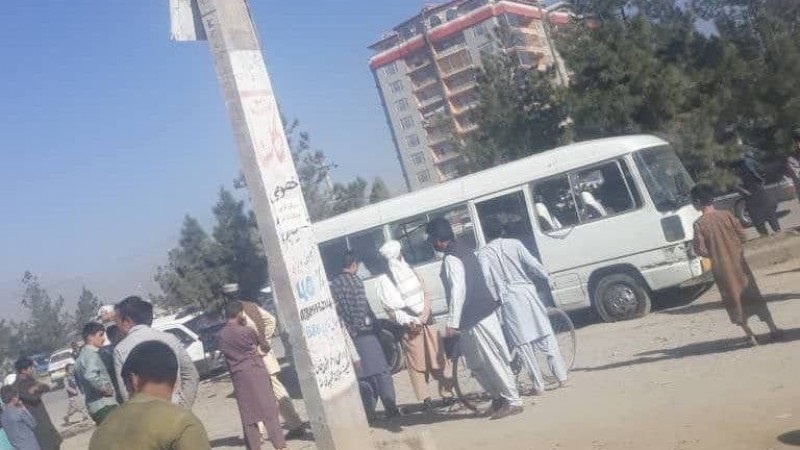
48, 348, 75, 388
152, 313, 226, 378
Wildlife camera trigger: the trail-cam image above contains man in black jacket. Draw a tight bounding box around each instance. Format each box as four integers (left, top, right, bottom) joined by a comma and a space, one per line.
426, 218, 523, 420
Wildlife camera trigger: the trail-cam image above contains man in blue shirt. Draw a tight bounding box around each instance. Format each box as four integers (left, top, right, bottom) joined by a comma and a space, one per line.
0, 385, 39, 450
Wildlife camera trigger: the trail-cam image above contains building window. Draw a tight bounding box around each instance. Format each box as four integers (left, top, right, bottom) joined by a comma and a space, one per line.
400, 116, 415, 130
473, 23, 487, 37
411, 152, 425, 166
385, 61, 399, 76
406, 134, 421, 148
394, 98, 409, 113
390, 80, 404, 94
417, 169, 432, 184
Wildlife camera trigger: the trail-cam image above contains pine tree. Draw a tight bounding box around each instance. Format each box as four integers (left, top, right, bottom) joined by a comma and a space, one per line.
369, 177, 392, 204
154, 216, 229, 312
212, 188, 269, 301
73, 287, 102, 329
16, 272, 72, 354
460, 25, 571, 172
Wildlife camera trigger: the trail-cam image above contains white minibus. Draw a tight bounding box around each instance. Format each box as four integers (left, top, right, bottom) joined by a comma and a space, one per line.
313, 135, 712, 322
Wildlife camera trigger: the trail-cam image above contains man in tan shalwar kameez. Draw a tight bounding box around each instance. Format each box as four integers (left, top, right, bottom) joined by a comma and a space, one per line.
376, 241, 455, 409
691, 184, 783, 346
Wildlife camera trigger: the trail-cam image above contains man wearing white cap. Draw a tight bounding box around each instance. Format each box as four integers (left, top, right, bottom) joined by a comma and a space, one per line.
222, 284, 307, 440
375, 241, 454, 410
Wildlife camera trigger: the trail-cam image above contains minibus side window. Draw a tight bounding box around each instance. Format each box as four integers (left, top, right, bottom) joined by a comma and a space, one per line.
319, 238, 347, 279
390, 203, 476, 266
572, 161, 636, 221
531, 175, 580, 232
347, 228, 386, 278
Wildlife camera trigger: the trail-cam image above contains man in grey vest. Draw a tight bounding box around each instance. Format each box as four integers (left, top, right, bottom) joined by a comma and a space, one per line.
425, 218, 523, 420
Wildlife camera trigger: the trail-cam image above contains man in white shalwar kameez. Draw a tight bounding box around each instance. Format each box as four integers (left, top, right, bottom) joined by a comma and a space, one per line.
425, 218, 523, 420
477, 220, 568, 396
376, 241, 454, 408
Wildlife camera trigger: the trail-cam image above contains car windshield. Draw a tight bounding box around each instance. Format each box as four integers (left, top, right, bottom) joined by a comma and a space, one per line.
633, 145, 695, 212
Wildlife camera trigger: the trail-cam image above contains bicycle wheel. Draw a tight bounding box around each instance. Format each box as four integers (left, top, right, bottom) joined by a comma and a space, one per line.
452, 355, 491, 412
510, 350, 534, 396
537, 308, 576, 384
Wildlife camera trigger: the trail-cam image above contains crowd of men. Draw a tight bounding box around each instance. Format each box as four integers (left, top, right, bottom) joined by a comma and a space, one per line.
1, 146, 795, 449
331, 217, 570, 422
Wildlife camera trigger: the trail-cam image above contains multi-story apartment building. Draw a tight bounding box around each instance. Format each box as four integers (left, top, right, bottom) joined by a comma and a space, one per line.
370, 0, 571, 191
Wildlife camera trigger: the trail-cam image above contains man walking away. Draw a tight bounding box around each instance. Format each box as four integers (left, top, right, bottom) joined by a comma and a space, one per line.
426, 218, 523, 420
223, 284, 307, 440
376, 240, 455, 410
691, 183, 784, 345
75, 322, 118, 424
740, 149, 780, 236
330, 251, 401, 424
113, 296, 199, 408
61, 364, 89, 425
477, 219, 568, 396
89, 342, 211, 450
785, 128, 800, 201
217, 302, 286, 450
12, 358, 61, 449
1, 385, 40, 450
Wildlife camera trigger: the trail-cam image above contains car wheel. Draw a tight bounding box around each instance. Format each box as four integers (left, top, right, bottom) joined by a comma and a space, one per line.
594, 273, 651, 322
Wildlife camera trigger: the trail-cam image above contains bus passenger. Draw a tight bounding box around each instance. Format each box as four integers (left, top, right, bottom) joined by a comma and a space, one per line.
425, 218, 523, 420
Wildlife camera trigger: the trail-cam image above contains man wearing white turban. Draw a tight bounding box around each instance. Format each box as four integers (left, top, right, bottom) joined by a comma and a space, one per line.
375, 240, 454, 409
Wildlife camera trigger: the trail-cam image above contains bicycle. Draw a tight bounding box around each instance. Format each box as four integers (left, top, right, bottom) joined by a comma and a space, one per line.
452, 307, 576, 412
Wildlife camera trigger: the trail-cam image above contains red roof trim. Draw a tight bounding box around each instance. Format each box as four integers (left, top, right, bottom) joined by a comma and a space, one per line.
369, 1, 571, 70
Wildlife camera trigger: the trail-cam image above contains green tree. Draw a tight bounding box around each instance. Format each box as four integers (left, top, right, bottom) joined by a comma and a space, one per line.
330, 177, 368, 216
212, 188, 269, 301
556, 0, 757, 186
154, 216, 229, 312
457, 24, 571, 172
369, 177, 392, 204
16, 271, 72, 354
73, 287, 102, 329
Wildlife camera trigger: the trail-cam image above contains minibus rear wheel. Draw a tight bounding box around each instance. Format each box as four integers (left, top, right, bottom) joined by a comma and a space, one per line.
594, 273, 651, 322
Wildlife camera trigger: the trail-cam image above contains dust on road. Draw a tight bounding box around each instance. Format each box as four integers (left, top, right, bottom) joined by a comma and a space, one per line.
62, 237, 800, 450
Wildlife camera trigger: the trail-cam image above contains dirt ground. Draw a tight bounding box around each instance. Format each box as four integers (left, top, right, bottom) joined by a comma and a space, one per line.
62, 239, 800, 450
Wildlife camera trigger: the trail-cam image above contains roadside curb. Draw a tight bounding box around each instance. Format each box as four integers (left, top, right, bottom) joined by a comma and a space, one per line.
745, 230, 800, 269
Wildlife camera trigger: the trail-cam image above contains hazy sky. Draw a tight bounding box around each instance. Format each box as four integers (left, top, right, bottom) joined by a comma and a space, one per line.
0, 1, 433, 316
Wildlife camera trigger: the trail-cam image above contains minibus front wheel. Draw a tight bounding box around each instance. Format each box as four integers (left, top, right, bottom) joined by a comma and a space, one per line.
593, 273, 652, 322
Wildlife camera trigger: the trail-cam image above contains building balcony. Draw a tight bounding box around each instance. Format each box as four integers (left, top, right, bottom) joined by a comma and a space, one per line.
452, 102, 478, 115
427, 132, 453, 146
432, 150, 462, 165
447, 80, 478, 98
417, 94, 445, 110
412, 77, 440, 93
434, 42, 469, 59
407, 58, 433, 74
441, 62, 477, 79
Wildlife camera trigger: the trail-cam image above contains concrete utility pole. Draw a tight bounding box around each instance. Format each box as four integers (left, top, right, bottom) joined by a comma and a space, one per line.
168, 1, 371, 448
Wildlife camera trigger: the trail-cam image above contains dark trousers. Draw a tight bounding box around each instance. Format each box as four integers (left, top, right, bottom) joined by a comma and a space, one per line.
358, 372, 398, 421
755, 215, 781, 236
